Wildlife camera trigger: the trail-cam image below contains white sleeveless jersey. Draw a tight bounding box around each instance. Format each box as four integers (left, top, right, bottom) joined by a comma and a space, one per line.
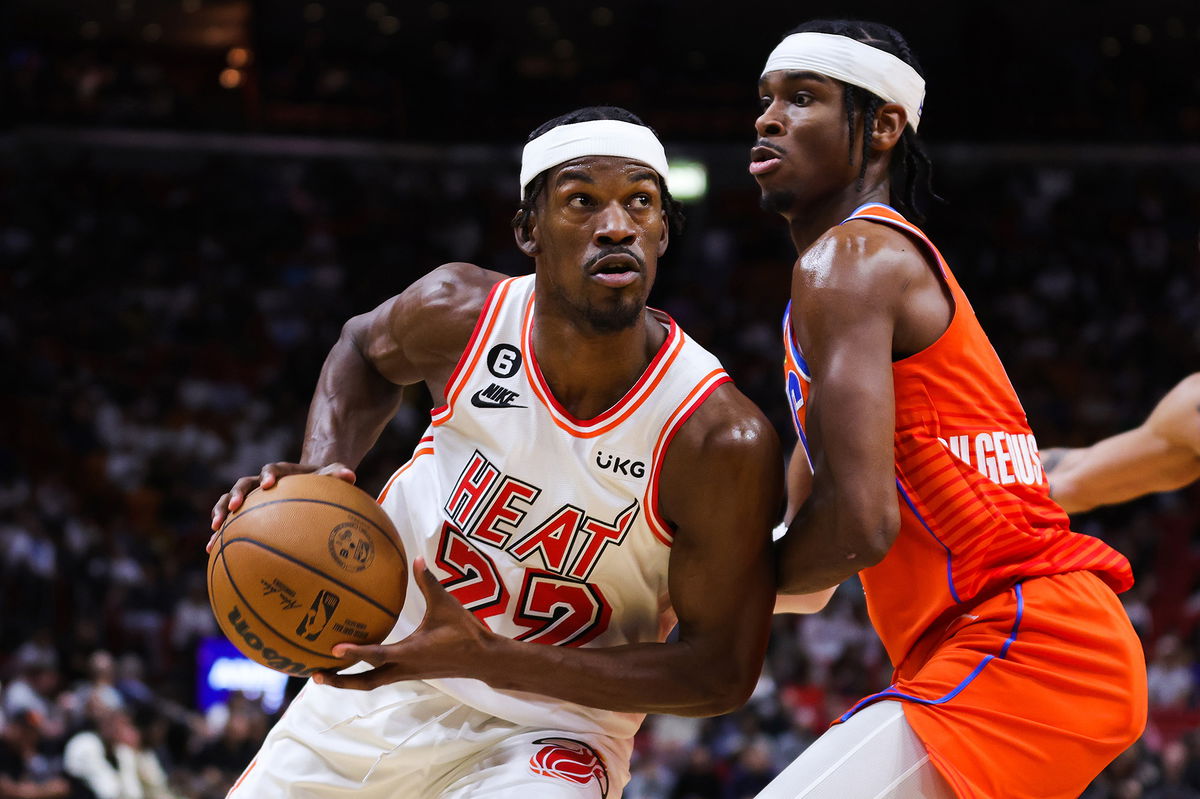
376, 273, 730, 740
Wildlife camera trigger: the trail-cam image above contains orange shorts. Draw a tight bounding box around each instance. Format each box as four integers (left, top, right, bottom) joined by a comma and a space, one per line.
839, 570, 1147, 799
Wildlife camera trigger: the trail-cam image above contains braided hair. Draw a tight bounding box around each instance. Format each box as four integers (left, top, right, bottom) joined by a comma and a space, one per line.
511, 106, 685, 237
785, 20, 938, 222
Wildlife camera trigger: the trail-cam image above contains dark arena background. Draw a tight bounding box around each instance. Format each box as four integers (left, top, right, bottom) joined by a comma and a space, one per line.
3, 1, 1199, 796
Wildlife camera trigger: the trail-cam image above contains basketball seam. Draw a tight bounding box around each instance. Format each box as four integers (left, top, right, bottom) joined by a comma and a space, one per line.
222, 495, 405, 560
212, 547, 342, 664
220, 537, 402, 618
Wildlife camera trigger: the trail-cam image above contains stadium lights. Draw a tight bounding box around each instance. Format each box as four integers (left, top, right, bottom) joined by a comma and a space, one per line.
667, 159, 707, 202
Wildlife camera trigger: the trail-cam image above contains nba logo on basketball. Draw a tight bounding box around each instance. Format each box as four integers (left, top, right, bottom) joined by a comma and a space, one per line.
296, 589, 340, 641
529, 737, 609, 797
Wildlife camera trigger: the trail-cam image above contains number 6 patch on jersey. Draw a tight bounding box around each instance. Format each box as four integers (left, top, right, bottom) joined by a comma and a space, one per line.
529, 737, 610, 798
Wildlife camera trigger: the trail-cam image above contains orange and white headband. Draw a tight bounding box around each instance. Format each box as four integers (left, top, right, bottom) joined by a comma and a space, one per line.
519, 119, 670, 199
762, 32, 925, 131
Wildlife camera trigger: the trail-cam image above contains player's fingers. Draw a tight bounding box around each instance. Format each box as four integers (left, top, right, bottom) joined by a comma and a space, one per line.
211, 493, 232, 530
259, 463, 292, 488
411, 557, 444, 600
205, 531, 220, 554
331, 643, 385, 665
228, 475, 261, 510
316, 462, 357, 484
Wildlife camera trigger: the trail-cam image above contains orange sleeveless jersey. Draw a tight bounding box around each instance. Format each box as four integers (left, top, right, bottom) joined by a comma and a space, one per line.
782, 203, 1133, 669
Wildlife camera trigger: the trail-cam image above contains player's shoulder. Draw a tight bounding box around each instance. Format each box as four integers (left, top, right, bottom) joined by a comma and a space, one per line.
392, 263, 509, 337
409, 262, 509, 317
668, 383, 781, 467
800, 218, 931, 291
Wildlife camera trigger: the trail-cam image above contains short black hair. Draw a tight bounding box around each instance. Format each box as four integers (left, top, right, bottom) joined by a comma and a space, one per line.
785, 20, 937, 222
512, 106, 685, 236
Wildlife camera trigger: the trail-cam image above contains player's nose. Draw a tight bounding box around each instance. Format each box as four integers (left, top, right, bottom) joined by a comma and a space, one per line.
755, 104, 786, 138
594, 202, 636, 246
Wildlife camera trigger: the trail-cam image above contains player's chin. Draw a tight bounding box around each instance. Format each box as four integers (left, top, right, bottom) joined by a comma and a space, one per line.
759, 187, 797, 215
583, 294, 644, 333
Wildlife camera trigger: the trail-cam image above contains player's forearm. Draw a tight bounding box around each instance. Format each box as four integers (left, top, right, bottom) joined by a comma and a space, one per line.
475, 636, 757, 717
302, 327, 404, 468
1045, 433, 1200, 514
775, 479, 898, 594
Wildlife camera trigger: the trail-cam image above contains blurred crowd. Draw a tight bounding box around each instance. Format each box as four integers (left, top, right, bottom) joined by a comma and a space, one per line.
2, 134, 1199, 798
6, 2, 1200, 144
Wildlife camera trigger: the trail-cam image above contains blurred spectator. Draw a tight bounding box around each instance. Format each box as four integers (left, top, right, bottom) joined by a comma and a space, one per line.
1149, 636, 1197, 710
63, 709, 175, 799
0, 710, 77, 799
670, 745, 722, 799
723, 740, 775, 799
2, 658, 66, 744
69, 651, 123, 724
1144, 739, 1200, 799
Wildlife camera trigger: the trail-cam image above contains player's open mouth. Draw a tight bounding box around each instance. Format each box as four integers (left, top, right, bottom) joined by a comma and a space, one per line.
589, 253, 640, 288
749, 145, 783, 176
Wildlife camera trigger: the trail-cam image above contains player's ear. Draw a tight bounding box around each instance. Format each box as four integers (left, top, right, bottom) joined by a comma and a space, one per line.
657, 208, 669, 258
514, 214, 540, 257
871, 103, 906, 153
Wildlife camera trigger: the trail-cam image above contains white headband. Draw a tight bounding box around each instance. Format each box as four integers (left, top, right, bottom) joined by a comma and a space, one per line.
762, 32, 925, 131
519, 119, 670, 199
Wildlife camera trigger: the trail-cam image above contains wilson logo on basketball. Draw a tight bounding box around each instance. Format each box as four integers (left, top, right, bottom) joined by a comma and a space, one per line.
328, 522, 375, 572
528, 737, 609, 798
226, 606, 317, 676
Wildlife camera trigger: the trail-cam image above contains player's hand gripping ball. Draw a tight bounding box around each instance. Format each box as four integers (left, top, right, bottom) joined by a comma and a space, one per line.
207, 474, 407, 676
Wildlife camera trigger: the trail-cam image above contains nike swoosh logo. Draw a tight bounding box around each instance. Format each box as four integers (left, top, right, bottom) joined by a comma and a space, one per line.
470, 389, 526, 409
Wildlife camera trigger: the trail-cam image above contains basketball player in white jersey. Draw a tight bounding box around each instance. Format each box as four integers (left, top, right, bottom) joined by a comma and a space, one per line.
1042, 373, 1200, 513
208, 106, 784, 798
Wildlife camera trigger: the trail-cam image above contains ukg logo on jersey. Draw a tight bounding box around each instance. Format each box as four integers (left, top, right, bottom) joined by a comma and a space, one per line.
593, 449, 646, 481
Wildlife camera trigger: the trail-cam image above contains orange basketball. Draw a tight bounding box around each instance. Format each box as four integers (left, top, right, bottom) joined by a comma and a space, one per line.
207, 473, 407, 677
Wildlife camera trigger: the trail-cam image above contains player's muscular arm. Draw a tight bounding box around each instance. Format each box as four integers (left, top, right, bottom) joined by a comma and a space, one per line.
1047, 373, 1200, 513
320, 388, 783, 717
302, 262, 501, 468
210, 263, 501, 535
775, 229, 920, 594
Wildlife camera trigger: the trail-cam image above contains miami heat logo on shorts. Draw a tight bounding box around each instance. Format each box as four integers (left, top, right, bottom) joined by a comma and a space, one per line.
528, 737, 609, 797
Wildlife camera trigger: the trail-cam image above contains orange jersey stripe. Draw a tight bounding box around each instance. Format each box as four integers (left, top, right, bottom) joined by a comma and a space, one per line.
643, 369, 731, 545
226, 758, 257, 796
431, 277, 516, 426
376, 436, 434, 504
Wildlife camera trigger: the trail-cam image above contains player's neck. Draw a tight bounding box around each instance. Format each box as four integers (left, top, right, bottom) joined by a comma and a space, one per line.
530, 310, 663, 420
787, 180, 891, 254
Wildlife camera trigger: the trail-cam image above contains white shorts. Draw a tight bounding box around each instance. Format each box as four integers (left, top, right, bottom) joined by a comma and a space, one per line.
755, 701, 956, 799
228, 679, 627, 798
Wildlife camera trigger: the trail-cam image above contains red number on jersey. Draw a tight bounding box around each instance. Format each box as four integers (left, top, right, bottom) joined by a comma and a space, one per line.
434, 521, 509, 623
513, 570, 612, 647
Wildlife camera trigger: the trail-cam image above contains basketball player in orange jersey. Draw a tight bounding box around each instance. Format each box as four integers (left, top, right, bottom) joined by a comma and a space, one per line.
1042, 373, 1200, 513
207, 106, 784, 797
750, 20, 1147, 799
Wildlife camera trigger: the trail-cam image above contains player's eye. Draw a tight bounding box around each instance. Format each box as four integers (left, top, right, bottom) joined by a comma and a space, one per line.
759, 96, 772, 111
630, 194, 652, 208
793, 92, 811, 106
567, 194, 593, 208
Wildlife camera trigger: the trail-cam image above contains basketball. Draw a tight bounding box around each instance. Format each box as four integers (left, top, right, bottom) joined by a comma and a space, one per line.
207, 474, 407, 677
